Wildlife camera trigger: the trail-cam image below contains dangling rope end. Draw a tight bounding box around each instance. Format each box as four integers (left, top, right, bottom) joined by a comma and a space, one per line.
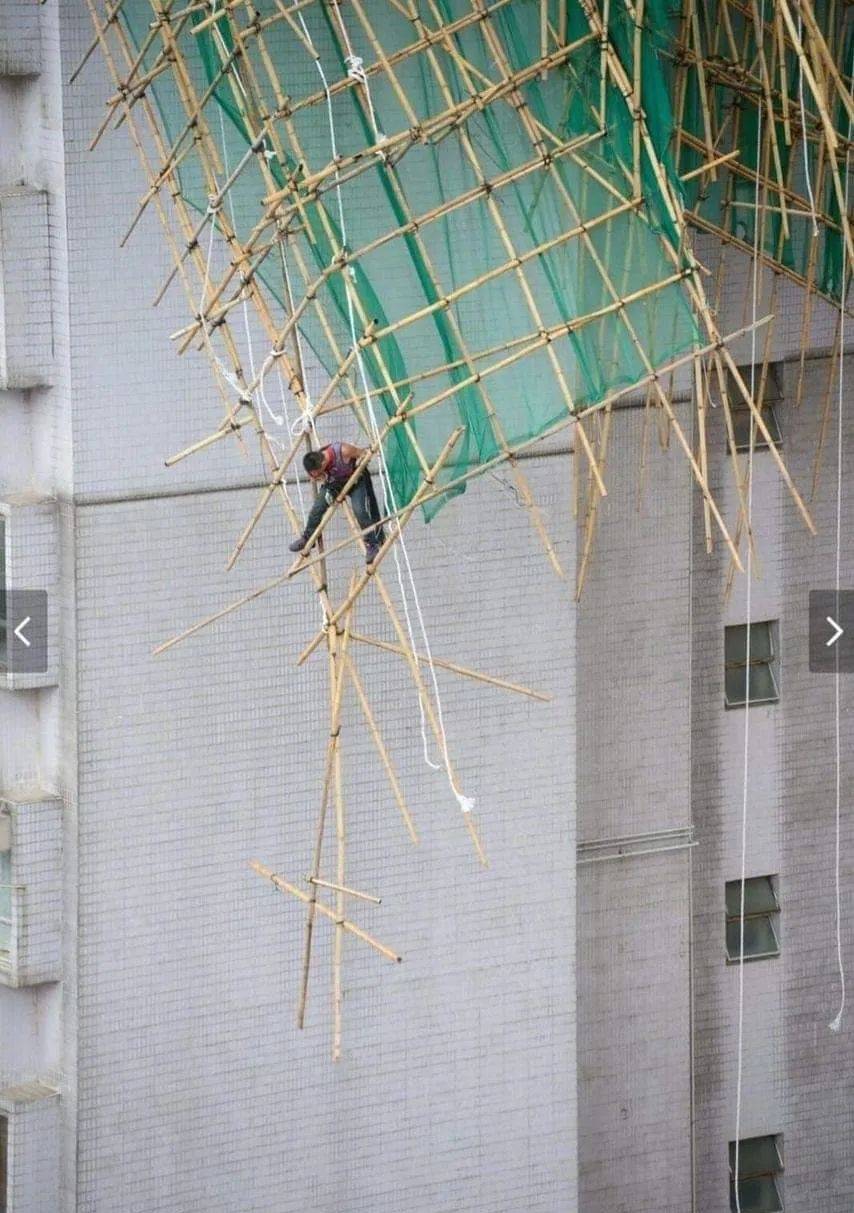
829, 1009, 844, 1033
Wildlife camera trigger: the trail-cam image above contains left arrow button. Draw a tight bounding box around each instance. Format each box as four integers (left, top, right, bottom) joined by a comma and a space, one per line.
13, 616, 31, 648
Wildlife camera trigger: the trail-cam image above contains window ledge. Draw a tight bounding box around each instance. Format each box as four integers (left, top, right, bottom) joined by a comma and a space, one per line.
726, 950, 781, 965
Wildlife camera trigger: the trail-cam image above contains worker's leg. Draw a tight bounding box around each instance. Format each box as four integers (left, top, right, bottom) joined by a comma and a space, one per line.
349, 475, 385, 547
289, 487, 331, 551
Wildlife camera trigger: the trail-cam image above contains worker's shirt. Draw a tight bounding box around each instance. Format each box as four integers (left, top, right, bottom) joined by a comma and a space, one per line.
322, 442, 357, 490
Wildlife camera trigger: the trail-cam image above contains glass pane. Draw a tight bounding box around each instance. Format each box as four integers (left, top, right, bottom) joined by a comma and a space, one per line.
725, 658, 778, 706
749, 623, 774, 663
744, 876, 778, 915
725, 623, 774, 668
745, 662, 778, 703
733, 411, 771, 452
726, 876, 778, 918
730, 1175, 783, 1212
726, 624, 749, 666
730, 1136, 782, 1177
727, 915, 779, 960
730, 363, 783, 408
731, 403, 782, 453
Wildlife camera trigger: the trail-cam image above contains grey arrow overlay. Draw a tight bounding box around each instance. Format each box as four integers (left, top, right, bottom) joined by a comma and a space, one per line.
2, 590, 48, 674
809, 591, 854, 673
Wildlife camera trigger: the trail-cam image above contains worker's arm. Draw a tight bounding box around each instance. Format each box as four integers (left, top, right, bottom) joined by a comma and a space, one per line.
341, 441, 369, 464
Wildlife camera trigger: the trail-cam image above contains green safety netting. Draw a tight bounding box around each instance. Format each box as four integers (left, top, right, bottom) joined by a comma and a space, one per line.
121, 0, 700, 516
655, 2, 851, 302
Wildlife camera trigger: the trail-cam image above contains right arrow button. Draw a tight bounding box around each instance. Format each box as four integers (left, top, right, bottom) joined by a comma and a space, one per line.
810, 591, 854, 673
826, 616, 844, 648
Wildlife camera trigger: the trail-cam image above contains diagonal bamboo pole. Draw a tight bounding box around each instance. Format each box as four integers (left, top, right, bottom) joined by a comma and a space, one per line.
251, 861, 401, 964
346, 654, 419, 843
349, 631, 552, 702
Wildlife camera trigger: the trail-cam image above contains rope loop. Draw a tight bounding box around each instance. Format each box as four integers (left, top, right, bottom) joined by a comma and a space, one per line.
345, 53, 367, 84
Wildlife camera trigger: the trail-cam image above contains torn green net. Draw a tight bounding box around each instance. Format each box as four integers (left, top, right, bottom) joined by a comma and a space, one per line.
121, 0, 699, 517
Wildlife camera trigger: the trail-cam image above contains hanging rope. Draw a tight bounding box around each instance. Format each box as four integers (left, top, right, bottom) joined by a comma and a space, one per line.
827, 45, 851, 1035
297, 11, 478, 810
213, 102, 319, 540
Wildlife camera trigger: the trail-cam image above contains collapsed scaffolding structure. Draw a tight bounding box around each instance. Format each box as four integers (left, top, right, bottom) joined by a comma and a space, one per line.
79, 0, 851, 1053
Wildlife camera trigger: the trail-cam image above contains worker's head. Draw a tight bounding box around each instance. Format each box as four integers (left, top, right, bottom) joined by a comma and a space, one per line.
303, 449, 326, 480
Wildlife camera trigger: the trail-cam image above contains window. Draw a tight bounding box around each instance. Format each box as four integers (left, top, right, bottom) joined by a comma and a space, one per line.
727, 363, 783, 453
726, 876, 780, 961
725, 622, 779, 707
729, 1134, 783, 1212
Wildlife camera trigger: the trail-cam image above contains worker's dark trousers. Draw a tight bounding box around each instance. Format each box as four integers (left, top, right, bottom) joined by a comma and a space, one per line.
303, 472, 385, 547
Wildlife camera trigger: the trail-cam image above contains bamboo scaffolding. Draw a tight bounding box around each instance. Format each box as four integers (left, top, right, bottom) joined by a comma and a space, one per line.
85, 0, 850, 1055
151, 315, 772, 664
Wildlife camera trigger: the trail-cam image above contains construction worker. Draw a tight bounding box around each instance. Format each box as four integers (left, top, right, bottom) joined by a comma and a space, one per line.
289, 440, 386, 564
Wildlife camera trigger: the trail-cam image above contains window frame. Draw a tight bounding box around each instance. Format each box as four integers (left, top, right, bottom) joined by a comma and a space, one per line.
724, 621, 780, 708
725, 875, 781, 963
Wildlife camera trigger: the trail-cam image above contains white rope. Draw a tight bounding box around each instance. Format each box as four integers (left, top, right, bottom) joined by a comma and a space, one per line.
299, 13, 477, 808
827, 45, 851, 1035
334, 18, 386, 152
733, 12, 765, 1200
215, 85, 314, 537
299, 13, 439, 774
796, 9, 820, 238
199, 200, 247, 401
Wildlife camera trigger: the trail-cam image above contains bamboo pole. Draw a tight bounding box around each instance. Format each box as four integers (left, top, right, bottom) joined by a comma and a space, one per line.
296, 595, 353, 1028
775, 0, 854, 268
345, 654, 419, 843
307, 876, 381, 904
576, 402, 613, 599
349, 630, 552, 702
